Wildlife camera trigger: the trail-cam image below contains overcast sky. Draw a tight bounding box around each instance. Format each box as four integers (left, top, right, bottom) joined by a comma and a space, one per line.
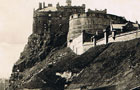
0, 0, 140, 78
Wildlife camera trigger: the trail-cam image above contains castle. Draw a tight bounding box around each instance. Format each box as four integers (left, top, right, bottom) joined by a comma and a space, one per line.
33, 0, 85, 34
33, 0, 139, 55
9, 0, 140, 90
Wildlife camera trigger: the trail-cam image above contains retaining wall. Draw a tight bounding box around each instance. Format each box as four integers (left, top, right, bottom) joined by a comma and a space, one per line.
97, 29, 140, 46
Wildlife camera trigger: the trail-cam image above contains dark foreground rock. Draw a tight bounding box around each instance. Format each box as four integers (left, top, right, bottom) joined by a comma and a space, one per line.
9, 38, 140, 90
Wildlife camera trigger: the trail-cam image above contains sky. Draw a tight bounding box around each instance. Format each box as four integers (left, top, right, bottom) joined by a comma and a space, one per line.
0, 0, 140, 78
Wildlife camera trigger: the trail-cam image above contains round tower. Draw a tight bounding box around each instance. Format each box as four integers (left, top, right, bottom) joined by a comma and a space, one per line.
66, 0, 72, 6
67, 13, 127, 43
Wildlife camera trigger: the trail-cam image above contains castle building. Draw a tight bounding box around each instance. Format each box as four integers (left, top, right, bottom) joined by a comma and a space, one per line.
67, 12, 127, 55
68, 18, 140, 55
33, 0, 85, 34
32, 0, 140, 55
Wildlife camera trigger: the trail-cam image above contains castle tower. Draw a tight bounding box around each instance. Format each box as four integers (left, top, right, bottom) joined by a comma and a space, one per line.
39, 2, 42, 9
43, 2, 45, 8
66, 0, 72, 6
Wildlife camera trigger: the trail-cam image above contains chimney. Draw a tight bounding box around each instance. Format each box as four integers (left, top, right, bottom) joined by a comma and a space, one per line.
43, 2, 45, 8
82, 4, 86, 8
66, 0, 72, 6
104, 9, 107, 14
39, 2, 42, 9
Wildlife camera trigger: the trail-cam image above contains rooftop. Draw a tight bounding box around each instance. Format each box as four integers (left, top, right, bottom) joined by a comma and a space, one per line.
38, 7, 57, 12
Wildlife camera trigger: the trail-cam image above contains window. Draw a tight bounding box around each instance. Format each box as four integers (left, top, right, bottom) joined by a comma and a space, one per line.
48, 14, 51, 17
43, 23, 48, 31
69, 39, 73, 43
71, 15, 73, 18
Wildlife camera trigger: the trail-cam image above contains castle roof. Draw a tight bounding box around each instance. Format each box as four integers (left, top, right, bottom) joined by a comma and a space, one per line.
39, 7, 57, 12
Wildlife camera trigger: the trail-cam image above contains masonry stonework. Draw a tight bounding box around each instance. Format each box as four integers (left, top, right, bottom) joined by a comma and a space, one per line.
67, 12, 128, 55
68, 19, 139, 55
67, 13, 127, 41
33, 2, 85, 34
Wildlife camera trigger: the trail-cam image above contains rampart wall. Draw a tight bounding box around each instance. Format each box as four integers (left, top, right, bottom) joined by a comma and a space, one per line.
68, 29, 140, 55
57, 5, 85, 13
96, 29, 140, 46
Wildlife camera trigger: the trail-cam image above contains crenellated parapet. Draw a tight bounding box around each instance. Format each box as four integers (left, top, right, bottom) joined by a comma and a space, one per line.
32, 1, 85, 34
69, 13, 126, 22
56, 5, 85, 14
88, 9, 107, 14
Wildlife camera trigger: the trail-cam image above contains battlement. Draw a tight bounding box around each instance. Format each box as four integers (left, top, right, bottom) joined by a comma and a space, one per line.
88, 9, 107, 14
34, 11, 61, 17
69, 12, 125, 22
38, 2, 54, 10
34, 1, 85, 17
57, 4, 85, 8
36, 1, 85, 12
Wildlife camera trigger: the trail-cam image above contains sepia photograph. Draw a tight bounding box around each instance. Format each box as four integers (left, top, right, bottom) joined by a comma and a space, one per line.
0, 0, 140, 90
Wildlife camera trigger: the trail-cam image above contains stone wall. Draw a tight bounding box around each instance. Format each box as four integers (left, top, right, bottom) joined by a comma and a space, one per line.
68, 34, 83, 55
68, 29, 140, 55
83, 42, 93, 53
67, 13, 127, 41
67, 12, 127, 55
96, 29, 140, 46
33, 11, 68, 34
68, 32, 93, 55
57, 5, 85, 13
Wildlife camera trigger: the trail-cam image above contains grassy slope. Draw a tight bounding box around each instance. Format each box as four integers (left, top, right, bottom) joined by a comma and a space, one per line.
68, 38, 140, 90
19, 38, 140, 90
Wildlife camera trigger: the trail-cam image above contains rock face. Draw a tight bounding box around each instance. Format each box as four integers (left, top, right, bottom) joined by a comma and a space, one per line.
10, 37, 140, 90
9, 3, 84, 90
9, 2, 140, 90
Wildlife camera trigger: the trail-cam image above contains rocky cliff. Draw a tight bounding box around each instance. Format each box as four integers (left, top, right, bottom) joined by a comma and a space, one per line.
9, 16, 70, 90
10, 35, 140, 90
